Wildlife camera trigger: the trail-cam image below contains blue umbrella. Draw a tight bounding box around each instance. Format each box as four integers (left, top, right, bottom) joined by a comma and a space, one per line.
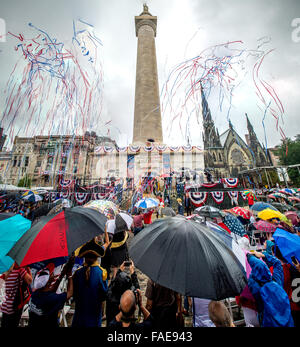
273, 228, 300, 265
223, 213, 246, 237
135, 198, 159, 209
250, 202, 278, 212
0, 214, 31, 273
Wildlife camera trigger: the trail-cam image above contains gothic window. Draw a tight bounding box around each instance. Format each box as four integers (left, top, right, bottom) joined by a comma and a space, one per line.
219, 153, 222, 162
213, 152, 217, 162
230, 148, 244, 165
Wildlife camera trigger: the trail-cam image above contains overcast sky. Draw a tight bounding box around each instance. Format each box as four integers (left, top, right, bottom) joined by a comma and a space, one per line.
0, 0, 299, 148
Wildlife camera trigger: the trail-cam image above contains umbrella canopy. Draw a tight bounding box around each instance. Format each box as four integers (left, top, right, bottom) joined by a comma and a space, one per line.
33, 203, 55, 218
243, 190, 257, 199
105, 212, 134, 235
0, 212, 16, 221
223, 213, 246, 237
250, 202, 278, 213
270, 202, 296, 213
279, 188, 294, 196
285, 211, 300, 226
161, 207, 176, 217
7, 206, 107, 267
135, 198, 159, 209
273, 228, 300, 265
22, 193, 43, 203
21, 190, 40, 197
293, 203, 300, 211
228, 206, 252, 220
194, 205, 224, 219
0, 214, 32, 273
53, 198, 73, 208
129, 217, 247, 300
205, 221, 247, 272
257, 208, 292, 226
269, 193, 287, 199
253, 220, 277, 233
83, 199, 119, 219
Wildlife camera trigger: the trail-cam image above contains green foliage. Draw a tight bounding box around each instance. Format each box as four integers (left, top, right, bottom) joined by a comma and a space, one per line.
275, 136, 300, 185
17, 174, 32, 188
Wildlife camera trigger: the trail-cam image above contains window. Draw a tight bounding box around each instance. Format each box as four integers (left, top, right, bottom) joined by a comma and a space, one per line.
24, 156, 29, 167
13, 156, 17, 167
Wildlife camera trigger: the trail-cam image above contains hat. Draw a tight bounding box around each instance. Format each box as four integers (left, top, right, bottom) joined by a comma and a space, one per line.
77, 238, 105, 258
33, 263, 55, 290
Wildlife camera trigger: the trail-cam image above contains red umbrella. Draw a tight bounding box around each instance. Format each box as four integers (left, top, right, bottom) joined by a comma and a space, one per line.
253, 220, 277, 233
228, 206, 252, 220
285, 211, 300, 226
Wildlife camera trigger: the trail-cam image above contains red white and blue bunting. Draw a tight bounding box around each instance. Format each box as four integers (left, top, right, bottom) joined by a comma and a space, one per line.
240, 191, 248, 200
228, 191, 239, 200
211, 191, 225, 204
74, 192, 89, 205
60, 191, 70, 199
188, 192, 208, 207
59, 179, 74, 189
223, 178, 239, 188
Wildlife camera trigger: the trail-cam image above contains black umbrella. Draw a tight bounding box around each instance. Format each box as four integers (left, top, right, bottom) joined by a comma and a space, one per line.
129, 216, 247, 300
194, 205, 224, 219
33, 203, 55, 218
0, 212, 16, 221
161, 207, 176, 217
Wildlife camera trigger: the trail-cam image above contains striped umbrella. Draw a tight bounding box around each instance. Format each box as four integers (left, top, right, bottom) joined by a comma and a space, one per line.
7, 206, 107, 267
22, 193, 43, 203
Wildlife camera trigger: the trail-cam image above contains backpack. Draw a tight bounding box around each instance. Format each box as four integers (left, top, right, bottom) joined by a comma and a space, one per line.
260, 280, 294, 327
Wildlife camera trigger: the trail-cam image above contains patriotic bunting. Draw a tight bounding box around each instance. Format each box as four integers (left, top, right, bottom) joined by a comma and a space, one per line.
211, 191, 225, 204
188, 191, 208, 207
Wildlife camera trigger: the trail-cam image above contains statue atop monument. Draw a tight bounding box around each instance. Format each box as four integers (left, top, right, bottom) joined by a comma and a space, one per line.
141, 3, 151, 16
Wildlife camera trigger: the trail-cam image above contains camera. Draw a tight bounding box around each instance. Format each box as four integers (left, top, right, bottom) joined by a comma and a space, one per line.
133, 289, 140, 305
124, 261, 132, 267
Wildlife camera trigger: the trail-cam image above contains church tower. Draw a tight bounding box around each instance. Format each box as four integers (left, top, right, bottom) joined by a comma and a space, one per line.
245, 113, 270, 167
132, 4, 163, 145
202, 85, 221, 149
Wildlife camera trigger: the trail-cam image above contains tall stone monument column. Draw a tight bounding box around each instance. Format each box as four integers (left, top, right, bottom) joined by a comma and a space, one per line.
133, 4, 163, 145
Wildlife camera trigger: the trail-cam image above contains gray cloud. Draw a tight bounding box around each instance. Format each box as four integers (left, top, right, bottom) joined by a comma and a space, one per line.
0, 0, 299, 148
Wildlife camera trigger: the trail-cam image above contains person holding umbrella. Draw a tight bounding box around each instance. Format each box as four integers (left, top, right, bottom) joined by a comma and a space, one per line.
0, 262, 32, 327
246, 250, 294, 327
28, 257, 74, 328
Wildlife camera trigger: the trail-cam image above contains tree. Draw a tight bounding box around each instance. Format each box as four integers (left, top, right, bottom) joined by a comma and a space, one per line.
17, 174, 32, 188
275, 137, 300, 185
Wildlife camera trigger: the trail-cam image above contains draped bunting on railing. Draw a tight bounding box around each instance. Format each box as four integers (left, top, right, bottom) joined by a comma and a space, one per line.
93, 145, 204, 154
188, 192, 208, 207
240, 191, 248, 200
228, 191, 239, 199
222, 178, 239, 188
211, 191, 225, 204
59, 179, 75, 189
74, 192, 89, 205
201, 183, 219, 188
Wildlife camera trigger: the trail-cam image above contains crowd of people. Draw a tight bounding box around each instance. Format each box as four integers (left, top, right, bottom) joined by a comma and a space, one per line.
0, 185, 299, 328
